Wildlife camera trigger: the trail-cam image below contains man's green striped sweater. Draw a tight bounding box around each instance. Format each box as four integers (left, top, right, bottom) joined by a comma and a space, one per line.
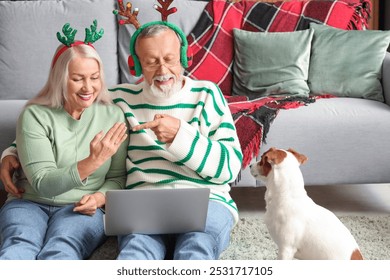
110, 77, 243, 223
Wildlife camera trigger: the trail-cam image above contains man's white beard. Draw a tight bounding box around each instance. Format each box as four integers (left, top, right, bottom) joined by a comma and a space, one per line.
149, 74, 183, 98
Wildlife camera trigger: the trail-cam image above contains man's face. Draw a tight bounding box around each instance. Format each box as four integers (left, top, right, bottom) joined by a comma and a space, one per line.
136, 28, 184, 96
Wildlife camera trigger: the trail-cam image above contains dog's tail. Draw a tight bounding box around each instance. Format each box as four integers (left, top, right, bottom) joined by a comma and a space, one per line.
350, 248, 364, 260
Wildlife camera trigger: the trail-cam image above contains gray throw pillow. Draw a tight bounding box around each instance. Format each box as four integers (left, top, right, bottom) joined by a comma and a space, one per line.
308, 23, 390, 102
0, 0, 119, 100
232, 28, 314, 99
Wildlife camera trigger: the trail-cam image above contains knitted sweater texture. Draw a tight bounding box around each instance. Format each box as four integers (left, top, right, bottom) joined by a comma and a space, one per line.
15, 102, 127, 206
109, 77, 243, 223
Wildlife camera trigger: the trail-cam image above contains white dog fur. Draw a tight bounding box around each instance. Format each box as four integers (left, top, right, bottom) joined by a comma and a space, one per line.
250, 147, 363, 260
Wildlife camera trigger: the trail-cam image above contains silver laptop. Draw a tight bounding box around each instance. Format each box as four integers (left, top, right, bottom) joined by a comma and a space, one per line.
103, 188, 210, 235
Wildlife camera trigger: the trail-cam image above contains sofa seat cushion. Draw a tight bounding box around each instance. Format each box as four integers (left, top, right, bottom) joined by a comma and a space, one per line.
256, 98, 390, 186
0, 101, 26, 160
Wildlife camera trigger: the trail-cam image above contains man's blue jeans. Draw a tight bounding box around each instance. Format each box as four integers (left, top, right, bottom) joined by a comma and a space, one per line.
117, 200, 235, 260
0, 199, 106, 260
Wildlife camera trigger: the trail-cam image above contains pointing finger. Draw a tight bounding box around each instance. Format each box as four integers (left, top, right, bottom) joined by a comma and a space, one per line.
132, 120, 159, 131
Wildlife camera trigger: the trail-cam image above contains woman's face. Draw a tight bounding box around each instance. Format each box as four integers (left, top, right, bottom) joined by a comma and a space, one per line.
64, 56, 101, 119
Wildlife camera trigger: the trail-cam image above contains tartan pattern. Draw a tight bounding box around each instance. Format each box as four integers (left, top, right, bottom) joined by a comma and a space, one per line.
185, 0, 370, 96
225, 94, 321, 168
183, 0, 370, 169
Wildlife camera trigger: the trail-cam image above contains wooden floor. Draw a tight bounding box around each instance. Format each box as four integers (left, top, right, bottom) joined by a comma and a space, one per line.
231, 184, 390, 218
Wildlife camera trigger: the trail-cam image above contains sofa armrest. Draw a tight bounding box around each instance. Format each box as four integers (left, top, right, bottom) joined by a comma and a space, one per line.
383, 52, 390, 106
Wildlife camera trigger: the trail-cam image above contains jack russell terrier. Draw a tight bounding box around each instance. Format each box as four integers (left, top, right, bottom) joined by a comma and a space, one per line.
250, 147, 363, 260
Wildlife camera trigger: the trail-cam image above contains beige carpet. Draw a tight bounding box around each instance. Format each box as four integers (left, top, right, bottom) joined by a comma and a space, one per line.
220, 215, 390, 260
91, 215, 390, 260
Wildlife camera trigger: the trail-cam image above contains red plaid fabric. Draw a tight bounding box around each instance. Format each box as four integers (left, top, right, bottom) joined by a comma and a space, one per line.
225, 94, 335, 168
185, 0, 371, 96
184, 0, 369, 169
225, 95, 317, 168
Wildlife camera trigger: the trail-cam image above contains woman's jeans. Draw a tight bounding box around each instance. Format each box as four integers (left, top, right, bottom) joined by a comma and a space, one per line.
0, 199, 106, 260
117, 200, 235, 260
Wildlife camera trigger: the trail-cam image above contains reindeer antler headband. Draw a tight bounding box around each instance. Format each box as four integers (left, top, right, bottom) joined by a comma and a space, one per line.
113, 0, 177, 26
113, 0, 192, 76
52, 20, 104, 67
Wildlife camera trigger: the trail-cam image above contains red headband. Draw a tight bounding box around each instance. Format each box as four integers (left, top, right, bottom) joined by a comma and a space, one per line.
52, 20, 103, 68
51, 41, 95, 68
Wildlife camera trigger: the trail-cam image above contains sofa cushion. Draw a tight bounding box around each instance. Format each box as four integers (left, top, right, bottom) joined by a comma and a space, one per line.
258, 97, 390, 186
115, 0, 208, 84
308, 23, 390, 102
0, 101, 26, 167
186, 0, 370, 96
0, 0, 119, 101
383, 52, 390, 105
233, 28, 313, 99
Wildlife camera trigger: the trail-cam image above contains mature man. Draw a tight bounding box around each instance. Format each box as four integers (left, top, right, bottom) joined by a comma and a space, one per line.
1, 22, 243, 260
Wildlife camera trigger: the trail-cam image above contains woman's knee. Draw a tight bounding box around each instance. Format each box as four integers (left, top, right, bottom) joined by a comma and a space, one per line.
0, 200, 48, 259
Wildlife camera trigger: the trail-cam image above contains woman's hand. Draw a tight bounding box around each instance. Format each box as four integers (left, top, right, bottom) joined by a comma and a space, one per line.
89, 122, 128, 165
77, 122, 127, 181
73, 192, 105, 216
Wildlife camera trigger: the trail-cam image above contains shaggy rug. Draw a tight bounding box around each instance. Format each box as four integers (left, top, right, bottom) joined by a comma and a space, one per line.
220, 215, 390, 260
90, 215, 390, 260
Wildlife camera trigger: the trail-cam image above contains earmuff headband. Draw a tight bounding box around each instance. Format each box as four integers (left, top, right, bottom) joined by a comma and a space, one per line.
113, 1, 193, 76
129, 21, 190, 77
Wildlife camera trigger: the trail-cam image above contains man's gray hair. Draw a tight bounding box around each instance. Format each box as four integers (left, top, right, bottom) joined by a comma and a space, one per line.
135, 24, 183, 56
137, 24, 182, 43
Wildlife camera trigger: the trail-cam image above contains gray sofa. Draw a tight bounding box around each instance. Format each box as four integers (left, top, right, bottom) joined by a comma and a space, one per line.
1, 0, 390, 259
1, 0, 390, 189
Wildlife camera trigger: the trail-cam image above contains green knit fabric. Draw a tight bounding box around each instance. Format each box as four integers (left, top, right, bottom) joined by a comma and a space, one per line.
15, 102, 127, 206
110, 77, 243, 224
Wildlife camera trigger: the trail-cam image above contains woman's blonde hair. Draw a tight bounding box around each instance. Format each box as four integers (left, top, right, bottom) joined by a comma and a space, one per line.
26, 44, 112, 107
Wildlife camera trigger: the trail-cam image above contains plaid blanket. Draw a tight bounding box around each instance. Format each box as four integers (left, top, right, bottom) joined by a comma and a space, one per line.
185, 0, 370, 96
184, 0, 369, 168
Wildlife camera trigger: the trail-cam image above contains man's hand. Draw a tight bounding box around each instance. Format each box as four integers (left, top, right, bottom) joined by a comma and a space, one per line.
0, 155, 24, 198
132, 114, 180, 143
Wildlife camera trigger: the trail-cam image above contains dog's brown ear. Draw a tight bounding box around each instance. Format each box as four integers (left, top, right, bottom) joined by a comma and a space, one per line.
266, 148, 287, 165
288, 148, 308, 165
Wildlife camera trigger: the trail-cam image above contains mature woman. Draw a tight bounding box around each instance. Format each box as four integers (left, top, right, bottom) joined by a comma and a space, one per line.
0, 23, 128, 260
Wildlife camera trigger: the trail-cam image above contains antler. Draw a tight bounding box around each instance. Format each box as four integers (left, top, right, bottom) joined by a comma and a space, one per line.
113, 0, 141, 29
56, 23, 77, 46
84, 20, 104, 44
154, 0, 177, 22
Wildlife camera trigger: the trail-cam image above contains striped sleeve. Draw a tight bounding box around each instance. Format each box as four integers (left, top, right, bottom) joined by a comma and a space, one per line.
167, 83, 243, 185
